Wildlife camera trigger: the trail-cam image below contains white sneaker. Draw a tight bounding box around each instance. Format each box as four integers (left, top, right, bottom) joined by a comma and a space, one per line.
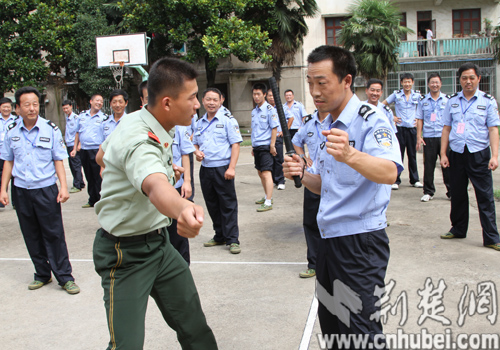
277, 184, 285, 190
421, 194, 433, 202
391, 184, 399, 190
413, 181, 424, 188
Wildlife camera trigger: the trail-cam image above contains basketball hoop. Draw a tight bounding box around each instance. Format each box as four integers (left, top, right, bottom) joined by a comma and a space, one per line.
109, 61, 125, 89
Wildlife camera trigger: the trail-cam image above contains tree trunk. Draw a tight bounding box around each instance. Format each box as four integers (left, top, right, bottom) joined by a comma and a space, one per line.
205, 56, 217, 88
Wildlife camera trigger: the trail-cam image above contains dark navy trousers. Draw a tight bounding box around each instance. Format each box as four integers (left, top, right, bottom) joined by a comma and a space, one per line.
449, 147, 500, 245
80, 148, 102, 206
273, 136, 285, 186
200, 165, 239, 245
395, 126, 419, 185
167, 187, 191, 265
13, 184, 74, 285
316, 229, 390, 350
303, 187, 321, 270
66, 145, 85, 189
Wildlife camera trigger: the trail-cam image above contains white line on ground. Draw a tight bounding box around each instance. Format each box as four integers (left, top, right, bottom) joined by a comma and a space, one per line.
299, 295, 319, 350
0, 258, 306, 264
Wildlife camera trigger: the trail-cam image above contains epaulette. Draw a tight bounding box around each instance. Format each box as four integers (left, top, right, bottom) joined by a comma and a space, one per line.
103, 115, 110, 121
415, 90, 420, 94
484, 93, 494, 100
446, 94, 452, 99
358, 104, 375, 121
267, 104, 273, 110
225, 112, 234, 119
303, 114, 313, 124
394, 90, 401, 94
7, 121, 17, 130
449, 93, 458, 98
148, 131, 160, 144
419, 95, 425, 101
197, 114, 203, 121
383, 105, 391, 112
47, 120, 59, 130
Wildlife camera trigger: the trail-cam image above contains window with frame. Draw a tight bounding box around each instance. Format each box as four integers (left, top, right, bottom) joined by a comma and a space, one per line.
452, 9, 481, 36
325, 17, 347, 46
400, 12, 407, 41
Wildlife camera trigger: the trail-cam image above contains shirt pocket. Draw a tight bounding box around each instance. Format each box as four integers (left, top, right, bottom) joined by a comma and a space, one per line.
213, 128, 227, 145
11, 141, 24, 159
35, 142, 53, 163
474, 110, 487, 126
335, 162, 361, 186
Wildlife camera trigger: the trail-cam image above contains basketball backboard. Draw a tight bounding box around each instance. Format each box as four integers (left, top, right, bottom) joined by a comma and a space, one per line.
95, 33, 148, 68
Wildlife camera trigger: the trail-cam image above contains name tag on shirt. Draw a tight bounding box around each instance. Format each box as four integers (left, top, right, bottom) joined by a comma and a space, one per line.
216, 124, 224, 128
457, 123, 465, 134
430, 113, 436, 122
39, 137, 50, 142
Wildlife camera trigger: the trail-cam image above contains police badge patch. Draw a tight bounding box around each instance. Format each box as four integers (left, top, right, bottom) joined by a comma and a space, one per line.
374, 128, 393, 148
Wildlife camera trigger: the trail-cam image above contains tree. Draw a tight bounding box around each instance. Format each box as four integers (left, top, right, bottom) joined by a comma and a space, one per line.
0, 0, 74, 96
245, 0, 319, 82
120, 0, 273, 87
338, 0, 413, 80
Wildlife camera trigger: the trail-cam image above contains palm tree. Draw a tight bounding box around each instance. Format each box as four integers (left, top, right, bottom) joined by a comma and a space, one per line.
339, 0, 412, 80
257, 0, 319, 83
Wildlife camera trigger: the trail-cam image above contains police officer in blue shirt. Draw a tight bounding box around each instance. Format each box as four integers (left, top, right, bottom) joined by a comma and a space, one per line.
62, 100, 85, 194
266, 88, 286, 190
70, 94, 106, 208
194, 88, 243, 254
416, 73, 450, 202
383, 73, 423, 190
101, 89, 128, 141
167, 125, 195, 264
0, 87, 80, 294
364, 79, 397, 134
283, 46, 403, 348
284, 89, 307, 139
252, 83, 280, 212
0, 97, 17, 208
292, 109, 332, 279
440, 62, 500, 251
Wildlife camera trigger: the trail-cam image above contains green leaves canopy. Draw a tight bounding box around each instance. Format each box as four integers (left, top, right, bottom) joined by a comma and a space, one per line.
339, 0, 413, 80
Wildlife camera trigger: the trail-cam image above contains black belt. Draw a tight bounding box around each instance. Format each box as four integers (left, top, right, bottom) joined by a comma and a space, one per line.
101, 228, 162, 242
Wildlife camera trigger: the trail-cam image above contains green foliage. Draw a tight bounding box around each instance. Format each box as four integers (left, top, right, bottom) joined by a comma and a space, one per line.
0, 0, 74, 95
339, 0, 413, 79
120, 0, 272, 86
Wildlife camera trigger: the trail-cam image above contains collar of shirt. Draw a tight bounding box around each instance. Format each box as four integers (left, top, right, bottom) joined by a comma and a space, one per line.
425, 92, 445, 102
19, 116, 43, 132
66, 112, 77, 120
332, 94, 361, 129
457, 88, 480, 102
139, 107, 172, 147
256, 101, 270, 113
201, 107, 223, 123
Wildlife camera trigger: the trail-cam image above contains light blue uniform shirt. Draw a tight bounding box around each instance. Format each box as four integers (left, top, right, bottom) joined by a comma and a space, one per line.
292, 111, 333, 165
364, 101, 397, 134
284, 100, 307, 130
172, 125, 195, 189
1, 114, 18, 155
251, 101, 279, 147
442, 89, 500, 153
193, 107, 242, 167
416, 92, 449, 138
64, 112, 79, 147
386, 89, 422, 128
75, 109, 107, 149
101, 113, 126, 141
1, 117, 67, 189
308, 96, 404, 238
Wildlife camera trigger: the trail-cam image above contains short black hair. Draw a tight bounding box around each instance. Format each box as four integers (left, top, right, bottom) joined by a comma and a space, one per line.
307, 45, 357, 83
458, 62, 481, 78
400, 73, 414, 82
148, 57, 198, 107
252, 83, 267, 95
0, 97, 12, 106
138, 80, 148, 98
62, 99, 73, 106
109, 89, 129, 102
202, 88, 222, 99
284, 89, 294, 95
366, 78, 384, 89
427, 73, 441, 84
90, 94, 103, 101
15, 87, 41, 107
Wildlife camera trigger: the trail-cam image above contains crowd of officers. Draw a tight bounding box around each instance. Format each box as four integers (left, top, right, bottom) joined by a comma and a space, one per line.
1, 48, 500, 350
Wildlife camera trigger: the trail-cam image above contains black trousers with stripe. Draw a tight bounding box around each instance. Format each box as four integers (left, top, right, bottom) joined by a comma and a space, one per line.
80, 148, 101, 206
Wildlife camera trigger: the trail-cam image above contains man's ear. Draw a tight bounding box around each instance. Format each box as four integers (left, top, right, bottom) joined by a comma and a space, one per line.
161, 96, 171, 111
344, 74, 353, 90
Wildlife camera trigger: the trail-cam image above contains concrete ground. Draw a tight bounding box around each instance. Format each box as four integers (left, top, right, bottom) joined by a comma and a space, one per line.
1, 146, 499, 349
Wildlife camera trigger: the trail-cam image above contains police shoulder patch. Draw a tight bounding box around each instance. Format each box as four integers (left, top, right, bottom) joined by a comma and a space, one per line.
7, 121, 17, 130
303, 114, 313, 124
484, 93, 494, 100
358, 104, 375, 121
47, 120, 59, 130
374, 128, 393, 148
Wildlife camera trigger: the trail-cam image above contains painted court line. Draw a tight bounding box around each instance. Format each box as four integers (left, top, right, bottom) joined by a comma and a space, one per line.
299, 295, 319, 350
0, 258, 305, 265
